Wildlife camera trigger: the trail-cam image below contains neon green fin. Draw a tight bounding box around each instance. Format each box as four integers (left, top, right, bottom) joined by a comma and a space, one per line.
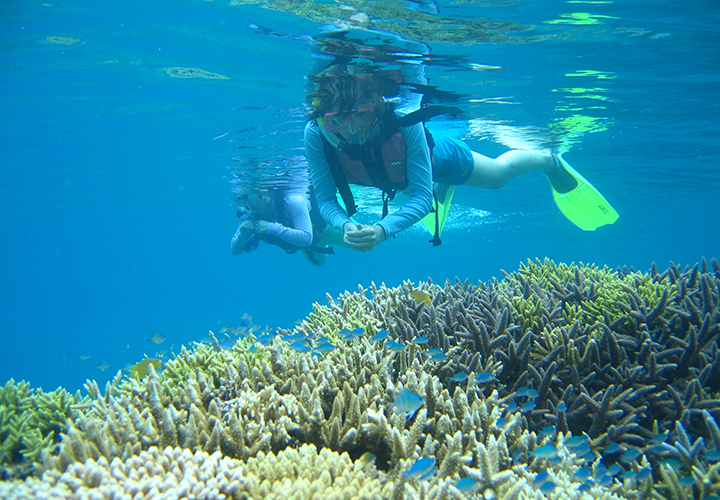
550, 155, 619, 231
421, 184, 455, 237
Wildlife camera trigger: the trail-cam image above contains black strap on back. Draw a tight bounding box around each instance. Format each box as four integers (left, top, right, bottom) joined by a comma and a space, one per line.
429, 192, 442, 247
322, 138, 358, 217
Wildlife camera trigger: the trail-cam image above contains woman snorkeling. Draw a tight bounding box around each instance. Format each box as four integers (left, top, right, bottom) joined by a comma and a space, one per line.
304, 64, 618, 252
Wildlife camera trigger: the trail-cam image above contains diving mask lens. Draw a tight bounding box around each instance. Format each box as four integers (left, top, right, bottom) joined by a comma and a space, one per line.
323, 104, 377, 135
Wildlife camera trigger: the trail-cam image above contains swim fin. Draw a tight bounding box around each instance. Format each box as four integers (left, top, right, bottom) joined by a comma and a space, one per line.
421, 183, 455, 240
549, 155, 619, 231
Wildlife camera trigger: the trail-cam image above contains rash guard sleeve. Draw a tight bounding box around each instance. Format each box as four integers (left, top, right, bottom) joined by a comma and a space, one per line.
305, 122, 354, 231
264, 192, 313, 247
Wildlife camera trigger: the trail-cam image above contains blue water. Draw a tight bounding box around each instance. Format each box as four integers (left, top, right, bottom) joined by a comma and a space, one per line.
1, 0, 718, 392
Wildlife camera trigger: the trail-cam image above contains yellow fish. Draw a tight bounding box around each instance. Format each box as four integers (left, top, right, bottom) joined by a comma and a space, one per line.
79, 354, 91, 361
409, 290, 431, 305
129, 358, 163, 378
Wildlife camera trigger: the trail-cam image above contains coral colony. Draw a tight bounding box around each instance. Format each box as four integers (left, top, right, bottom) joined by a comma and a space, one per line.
2, 259, 720, 499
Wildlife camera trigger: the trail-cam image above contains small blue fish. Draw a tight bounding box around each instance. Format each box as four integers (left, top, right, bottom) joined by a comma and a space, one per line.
636, 468, 652, 481
413, 336, 429, 345
515, 387, 529, 397
525, 388, 540, 399
428, 352, 449, 363
539, 425, 556, 438
520, 401, 536, 412
539, 481, 556, 494
283, 333, 306, 343
703, 450, 720, 462
340, 327, 364, 340
557, 402, 568, 412
620, 448, 643, 464
385, 340, 406, 352
607, 464, 623, 476
370, 330, 389, 342
403, 457, 436, 480
315, 336, 330, 344
426, 348, 443, 356
532, 445, 558, 459
578, 482, 592, 492
572, 467, 592, 482
390, 388, 425, 417
597, 473, 613, 487
573, 443, 592, 456
659, 459, 682, 470
605, 442, 622, 454
289, 341, 311, 353
621, 470, 637, 481
449, 373, 469, 383
455, 477, 480, 494
313, 342, 336, 355
256, 334, 274, 346
495, 417, 508, 429
646, 444, 668, 455
238, 313, 253, 328
581, 451, 596, 463
533, 471, 550, 487
648, 432, 670, 444
475, 372, 496, 384
506, 402, 518, 412
678, 476, 695, 487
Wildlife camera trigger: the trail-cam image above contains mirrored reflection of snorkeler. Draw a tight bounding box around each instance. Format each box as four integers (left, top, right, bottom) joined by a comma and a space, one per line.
230, 187, 347, 266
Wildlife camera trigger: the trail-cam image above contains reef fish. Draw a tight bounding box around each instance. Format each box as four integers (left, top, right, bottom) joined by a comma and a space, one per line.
409, 290, 431, 304
130, 358, 162, 378
370, 330, 389, 342
313, 342, 335, 355
455, 477, 480, 494
96, 362, 111, 371
385, 340, 405, 352
403, 457, 436, 480
390, 388, 425, 417
532, 445, 558, 459
475, 372, 496, 384
147, 331, 166, 344
449, 373, 469, 383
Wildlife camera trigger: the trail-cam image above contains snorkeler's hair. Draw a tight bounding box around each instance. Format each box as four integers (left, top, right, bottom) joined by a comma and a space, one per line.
306, 64, 399, 120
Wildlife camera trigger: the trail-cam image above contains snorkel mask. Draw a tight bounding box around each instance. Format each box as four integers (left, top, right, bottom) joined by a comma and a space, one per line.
320, 103, 379, 145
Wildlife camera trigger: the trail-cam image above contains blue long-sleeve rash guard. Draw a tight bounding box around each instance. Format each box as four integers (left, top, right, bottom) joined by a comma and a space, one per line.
304, 120, 434, 238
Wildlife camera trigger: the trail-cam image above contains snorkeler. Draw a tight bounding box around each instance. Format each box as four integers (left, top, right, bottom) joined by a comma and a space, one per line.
304, 64, 618, 253
230, 186, 346, 266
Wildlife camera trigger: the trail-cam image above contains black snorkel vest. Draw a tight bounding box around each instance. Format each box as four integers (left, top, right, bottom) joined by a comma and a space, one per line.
320, 104, 460, 246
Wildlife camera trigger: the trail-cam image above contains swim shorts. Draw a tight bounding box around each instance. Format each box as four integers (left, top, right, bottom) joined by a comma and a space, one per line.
430, 133, 474, 185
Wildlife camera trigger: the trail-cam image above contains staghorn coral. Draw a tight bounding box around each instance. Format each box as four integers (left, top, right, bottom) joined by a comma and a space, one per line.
2, 259, 719, 499
0, 379, 84, 478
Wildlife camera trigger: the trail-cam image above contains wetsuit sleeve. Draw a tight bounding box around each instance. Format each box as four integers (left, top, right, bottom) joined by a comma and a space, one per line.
376, 122, 433, 238
304, 122, 353, 231
264, 193, 313, 247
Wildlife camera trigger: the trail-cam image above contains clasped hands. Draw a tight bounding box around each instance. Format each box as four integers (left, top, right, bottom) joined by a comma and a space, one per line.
343, 222, 386, 252
238, 220, 270, 237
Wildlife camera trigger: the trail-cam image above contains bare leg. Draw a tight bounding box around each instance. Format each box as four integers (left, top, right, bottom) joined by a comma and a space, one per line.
463, 150, 555, 189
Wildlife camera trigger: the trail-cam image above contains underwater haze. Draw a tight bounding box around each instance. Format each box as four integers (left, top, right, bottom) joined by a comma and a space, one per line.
1, 0, 718, 393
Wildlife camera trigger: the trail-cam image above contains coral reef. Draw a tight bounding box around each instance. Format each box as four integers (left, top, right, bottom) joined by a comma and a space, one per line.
0, 379, 83, 479
1, 259, 719, 499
